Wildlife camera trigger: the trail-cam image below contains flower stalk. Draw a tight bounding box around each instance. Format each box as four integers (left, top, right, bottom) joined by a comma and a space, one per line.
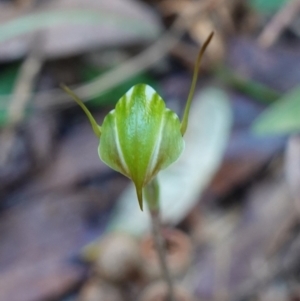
145, 178, 175, 301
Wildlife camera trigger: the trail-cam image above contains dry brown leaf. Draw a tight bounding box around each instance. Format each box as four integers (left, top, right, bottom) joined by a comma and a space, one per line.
0, 0, 161, 61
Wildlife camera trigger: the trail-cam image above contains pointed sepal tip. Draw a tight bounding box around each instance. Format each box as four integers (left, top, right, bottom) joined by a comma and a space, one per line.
135, 185, 143, 211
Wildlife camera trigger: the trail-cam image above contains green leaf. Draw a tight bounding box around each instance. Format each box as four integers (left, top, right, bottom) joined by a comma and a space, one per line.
252, 86, 300, 136
0, 63, 20, 127
99, 84, 184, 210
250, 0, 288, 14
215, 66, 281, 104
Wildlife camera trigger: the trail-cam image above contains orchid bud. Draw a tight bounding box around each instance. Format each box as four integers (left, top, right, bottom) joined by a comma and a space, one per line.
62, 32, 213, 211
100, 84, 184, 210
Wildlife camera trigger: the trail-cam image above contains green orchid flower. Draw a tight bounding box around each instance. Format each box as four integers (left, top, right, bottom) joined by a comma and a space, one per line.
62, 32, 213, 211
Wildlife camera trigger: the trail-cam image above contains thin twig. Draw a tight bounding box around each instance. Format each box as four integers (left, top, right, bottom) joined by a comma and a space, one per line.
285, 135, 300, 216
150, 209, 176, 301
258, 0, 300, 48
0, 33, 44, 166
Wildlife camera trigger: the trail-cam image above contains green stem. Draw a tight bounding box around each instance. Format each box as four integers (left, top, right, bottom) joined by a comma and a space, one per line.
180, 31, 214, 136
145, 179, 176, 301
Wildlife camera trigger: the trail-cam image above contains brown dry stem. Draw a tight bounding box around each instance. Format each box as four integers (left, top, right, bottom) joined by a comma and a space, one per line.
258, 0, 300, 48
0, 33, 44, 166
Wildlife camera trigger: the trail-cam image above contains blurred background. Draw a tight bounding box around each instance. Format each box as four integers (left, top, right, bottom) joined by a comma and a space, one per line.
1, 0, 300, 300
